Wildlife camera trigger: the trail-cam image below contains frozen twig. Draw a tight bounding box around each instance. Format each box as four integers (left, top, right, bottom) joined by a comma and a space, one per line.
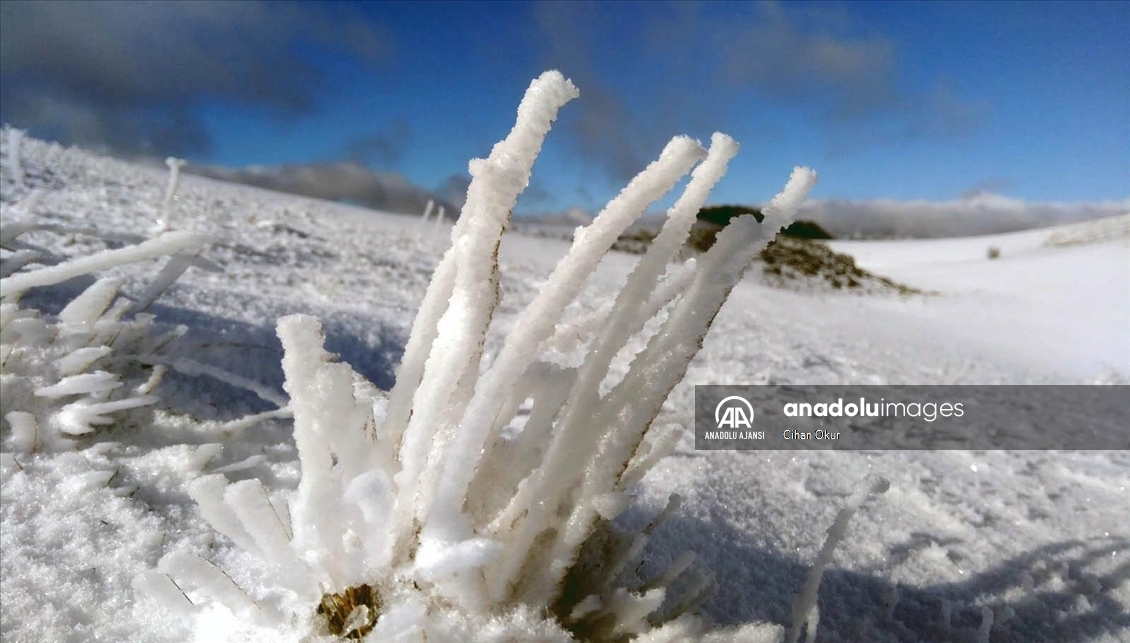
1, 230, 209, 298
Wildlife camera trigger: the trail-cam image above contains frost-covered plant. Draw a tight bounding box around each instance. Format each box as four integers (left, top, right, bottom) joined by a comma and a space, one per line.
1, 220, 213, 451
164, 157, 186, 208
156, 156, 189, 233
786, 477, 889, 643
6, 127, 25, 189
146, 71, 820, 642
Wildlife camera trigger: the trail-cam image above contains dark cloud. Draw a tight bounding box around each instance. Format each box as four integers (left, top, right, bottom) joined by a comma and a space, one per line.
532, 2, 663, 183
344, 119, 411, 170
531, 1, 984, 184
0, 92, 211, 158
681, 2, 986, 139
716, 2, 899, 118
798, 194, 1127, 239
0, 0, 393, 158
187, 161, 457, 217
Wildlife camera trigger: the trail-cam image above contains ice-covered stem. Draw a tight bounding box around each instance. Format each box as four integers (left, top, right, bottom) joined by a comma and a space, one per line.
423, 136, 706, 546
491, 166, 819, 607
493, 134, 737, 573
2, 232, 227, 452
164, 157, 186, 207
565, 134, 739, 442
384, 72, 579, 449
277, 315, 352, 588
541, 260, 697, 356
0, 230, 209, 298
563, 199, 809, 573
133, 254, 202, 312
787, 476, 889, 643
8, 128, 25, 188
384, 71, 579, 558
421, 198, 435, 222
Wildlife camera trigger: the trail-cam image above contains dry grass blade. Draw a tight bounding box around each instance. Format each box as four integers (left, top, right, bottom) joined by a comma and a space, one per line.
317, 584, 381, 640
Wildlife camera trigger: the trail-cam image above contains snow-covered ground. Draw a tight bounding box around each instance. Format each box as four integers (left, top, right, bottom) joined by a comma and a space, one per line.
828, 220, 1130, 381
2, 131, 1128, 642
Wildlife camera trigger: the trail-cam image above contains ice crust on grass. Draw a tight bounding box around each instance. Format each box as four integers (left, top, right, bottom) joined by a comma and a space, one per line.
6, 127, 24, 189
141, 70, 858, 642
0, 203, 275, 451
159, 157, 187, 233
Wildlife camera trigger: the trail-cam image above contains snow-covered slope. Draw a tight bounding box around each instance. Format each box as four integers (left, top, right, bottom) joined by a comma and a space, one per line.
829, 218, 1130, 380
2, 130, 1128, 642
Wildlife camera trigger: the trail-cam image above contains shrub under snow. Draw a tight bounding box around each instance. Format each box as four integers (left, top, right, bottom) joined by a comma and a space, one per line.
0, 220, 215, 452
123, 71, 846, 642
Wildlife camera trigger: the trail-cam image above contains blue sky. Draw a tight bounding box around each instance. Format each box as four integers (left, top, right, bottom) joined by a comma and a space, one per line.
2, 1, 1127, 216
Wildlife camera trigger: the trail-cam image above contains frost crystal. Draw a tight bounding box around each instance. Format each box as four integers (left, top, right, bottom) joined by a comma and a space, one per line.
156, 71, 825, 642
0, 204, 265, 451
0, 217, 214, 451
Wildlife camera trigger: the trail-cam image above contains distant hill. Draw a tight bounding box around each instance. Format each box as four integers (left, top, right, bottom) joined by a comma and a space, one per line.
186, 161, 460, 218
608, 208, 912, 294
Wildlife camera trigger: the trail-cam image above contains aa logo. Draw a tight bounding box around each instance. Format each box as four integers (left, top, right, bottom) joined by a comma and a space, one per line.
714, 395, 754, 429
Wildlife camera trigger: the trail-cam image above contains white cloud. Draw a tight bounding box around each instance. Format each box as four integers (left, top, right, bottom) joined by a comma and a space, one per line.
798, 193, 1128, 239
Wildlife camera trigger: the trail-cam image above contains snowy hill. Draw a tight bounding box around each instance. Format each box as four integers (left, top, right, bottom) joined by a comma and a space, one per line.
829, 218, 1130, 380
2, 128, 1128, 642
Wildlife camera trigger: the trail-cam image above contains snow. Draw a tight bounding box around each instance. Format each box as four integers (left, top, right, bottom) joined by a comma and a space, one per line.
2, 113, 1129, 643
828, 219, 1130, 379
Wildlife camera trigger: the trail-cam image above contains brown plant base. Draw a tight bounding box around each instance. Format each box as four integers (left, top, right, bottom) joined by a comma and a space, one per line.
551, 518, 636, 642
317, 584, 381, 640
